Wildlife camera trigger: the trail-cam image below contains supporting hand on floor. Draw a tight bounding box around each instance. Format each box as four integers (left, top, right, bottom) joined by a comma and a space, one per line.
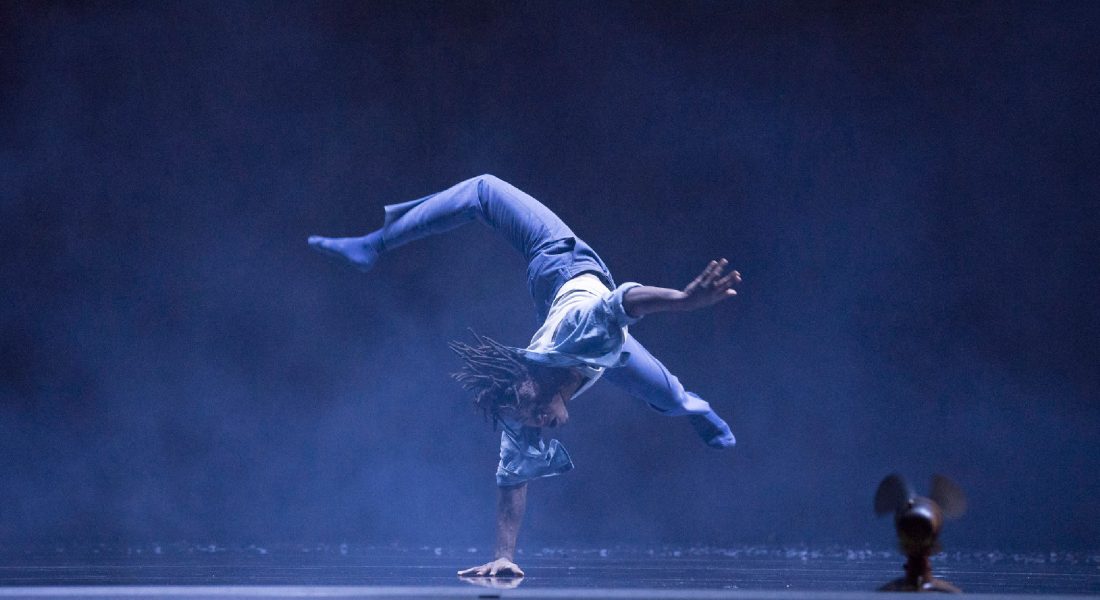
458, 557, 525, 578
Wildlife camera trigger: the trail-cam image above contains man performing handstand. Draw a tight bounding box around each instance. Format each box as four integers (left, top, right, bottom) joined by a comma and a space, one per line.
308, 174, 740, 577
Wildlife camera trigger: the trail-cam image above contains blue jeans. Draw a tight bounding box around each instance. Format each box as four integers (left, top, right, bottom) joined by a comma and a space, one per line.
374, 174, 713, 417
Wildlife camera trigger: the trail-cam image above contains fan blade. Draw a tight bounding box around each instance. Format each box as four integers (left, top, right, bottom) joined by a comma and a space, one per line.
930, 474, 967, 519
874, 473, 914, 516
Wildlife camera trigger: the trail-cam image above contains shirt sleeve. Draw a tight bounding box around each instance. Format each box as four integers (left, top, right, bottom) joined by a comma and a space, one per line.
605, 282, 643, 328
496, 419, 574, 487
519, 281, 643, 370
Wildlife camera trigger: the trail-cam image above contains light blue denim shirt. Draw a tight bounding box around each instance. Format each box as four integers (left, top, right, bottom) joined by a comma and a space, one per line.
495, 276, 642, 487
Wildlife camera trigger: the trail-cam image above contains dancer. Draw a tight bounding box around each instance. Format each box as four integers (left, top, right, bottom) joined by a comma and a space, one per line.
308, 175, 740, 578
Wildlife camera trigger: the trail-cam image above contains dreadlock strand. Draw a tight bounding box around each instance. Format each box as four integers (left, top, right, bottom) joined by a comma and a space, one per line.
449, 330, 535, 428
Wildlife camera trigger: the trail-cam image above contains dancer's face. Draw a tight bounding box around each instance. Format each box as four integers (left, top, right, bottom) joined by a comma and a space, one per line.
512, 369, 582, 429
521, 388, 570, 429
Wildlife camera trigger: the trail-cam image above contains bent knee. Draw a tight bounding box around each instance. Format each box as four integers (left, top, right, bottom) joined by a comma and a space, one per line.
475, 173, 508, 189
473, 173, 516, 211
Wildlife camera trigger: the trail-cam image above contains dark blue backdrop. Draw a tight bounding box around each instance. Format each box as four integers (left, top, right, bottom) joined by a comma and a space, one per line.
1, 1, 1097, 550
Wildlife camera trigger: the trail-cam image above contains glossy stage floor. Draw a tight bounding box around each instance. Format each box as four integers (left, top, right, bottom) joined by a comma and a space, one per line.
0, 544, 1096, 599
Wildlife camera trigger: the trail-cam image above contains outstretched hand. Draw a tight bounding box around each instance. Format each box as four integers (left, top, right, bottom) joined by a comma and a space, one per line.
681, 258, 741, 310
457, 557, 525, 578
620, 258, 743, 318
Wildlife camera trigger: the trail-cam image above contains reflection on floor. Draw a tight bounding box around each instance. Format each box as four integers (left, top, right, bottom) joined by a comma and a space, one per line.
0, 544, 1096, 599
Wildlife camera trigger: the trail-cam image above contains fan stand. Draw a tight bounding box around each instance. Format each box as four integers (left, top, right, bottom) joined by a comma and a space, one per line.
880, 554, 961, 593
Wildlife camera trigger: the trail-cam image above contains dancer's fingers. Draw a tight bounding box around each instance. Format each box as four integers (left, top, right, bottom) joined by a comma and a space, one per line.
689, 265, 710, 288
458, 565, 488, 577
716, 269, 741, 288
700, 260, 719, 285
706, 259, 730, 286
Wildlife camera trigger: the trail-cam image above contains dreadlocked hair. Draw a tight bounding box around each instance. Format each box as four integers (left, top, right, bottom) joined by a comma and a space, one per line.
449, 330, 572, 430
449, 331, 530, 430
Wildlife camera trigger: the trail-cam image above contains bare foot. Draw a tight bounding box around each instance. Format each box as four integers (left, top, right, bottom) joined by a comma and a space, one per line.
689, 410, 736, 449
307, 232, 382, 272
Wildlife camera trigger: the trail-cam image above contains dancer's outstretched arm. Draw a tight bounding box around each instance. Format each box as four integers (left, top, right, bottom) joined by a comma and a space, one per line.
457, 483, 527, 578
623, 258, 741, 318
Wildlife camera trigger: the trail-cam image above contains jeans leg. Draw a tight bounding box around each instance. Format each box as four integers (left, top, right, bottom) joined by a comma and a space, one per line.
377, 174, 612, 316
379, 174, 574, 263
603, 334, 714, 415
606, 334, 736, 448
